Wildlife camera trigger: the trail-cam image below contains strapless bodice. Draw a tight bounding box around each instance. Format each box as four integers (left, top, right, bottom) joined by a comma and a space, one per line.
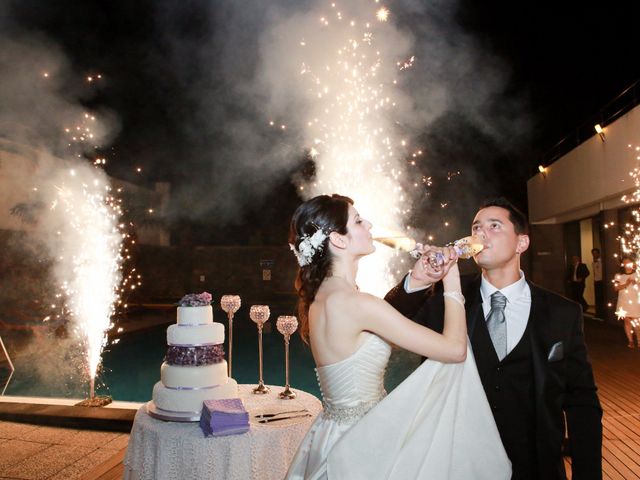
315, 333, 391, 420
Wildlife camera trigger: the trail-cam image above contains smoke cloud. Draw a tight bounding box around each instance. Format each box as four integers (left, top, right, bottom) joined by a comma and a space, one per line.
152, 0, 529, 236
0, 15, 122, 395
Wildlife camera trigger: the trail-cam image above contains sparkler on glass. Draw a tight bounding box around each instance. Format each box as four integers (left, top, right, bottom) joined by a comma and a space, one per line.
220, 295, 241, 377
276, 316, 299, 400
374, 235, 484, 268
249, 305, 271, 394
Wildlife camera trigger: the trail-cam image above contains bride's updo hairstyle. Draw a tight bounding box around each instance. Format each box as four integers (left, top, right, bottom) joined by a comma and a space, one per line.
289, 194, 353, 343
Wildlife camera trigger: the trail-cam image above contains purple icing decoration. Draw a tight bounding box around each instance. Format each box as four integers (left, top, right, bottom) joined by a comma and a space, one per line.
178, 292, 213, 307
164, 344, 225, 366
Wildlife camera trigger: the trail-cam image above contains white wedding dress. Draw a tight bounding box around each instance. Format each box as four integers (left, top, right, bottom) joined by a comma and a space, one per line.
285, 332, 511, 480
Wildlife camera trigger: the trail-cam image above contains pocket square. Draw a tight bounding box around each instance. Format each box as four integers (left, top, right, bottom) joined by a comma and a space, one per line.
547, 341, 564, 362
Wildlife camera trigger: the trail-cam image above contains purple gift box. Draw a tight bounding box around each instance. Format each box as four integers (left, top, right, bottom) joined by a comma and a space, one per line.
200, 398, 249, 437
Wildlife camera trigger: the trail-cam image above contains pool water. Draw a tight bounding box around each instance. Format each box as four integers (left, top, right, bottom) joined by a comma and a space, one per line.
3, 315, 420, 402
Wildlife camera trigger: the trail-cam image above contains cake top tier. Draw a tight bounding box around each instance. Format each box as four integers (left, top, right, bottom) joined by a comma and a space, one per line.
176, 292, 214, 325
177, 305, 213, 325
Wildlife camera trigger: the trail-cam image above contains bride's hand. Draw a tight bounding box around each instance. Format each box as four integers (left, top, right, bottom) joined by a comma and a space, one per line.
409, 245, 458, 286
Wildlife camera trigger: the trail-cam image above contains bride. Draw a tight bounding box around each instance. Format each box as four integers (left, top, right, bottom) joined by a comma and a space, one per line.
285, 194, 511, 480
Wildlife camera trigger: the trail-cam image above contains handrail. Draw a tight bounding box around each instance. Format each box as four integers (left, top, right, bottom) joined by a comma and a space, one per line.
0, 335, 15, 396
542, 79, 640, 165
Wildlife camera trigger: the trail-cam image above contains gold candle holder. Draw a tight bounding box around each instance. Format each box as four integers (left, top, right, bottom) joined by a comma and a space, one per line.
249, 305, 271, 394
220, 295, 241, 377
276, 316, 299, 399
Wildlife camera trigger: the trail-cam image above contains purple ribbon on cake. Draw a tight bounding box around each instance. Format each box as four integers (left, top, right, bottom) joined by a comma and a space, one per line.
165, 384, 220, 391
164, 344, 225, 366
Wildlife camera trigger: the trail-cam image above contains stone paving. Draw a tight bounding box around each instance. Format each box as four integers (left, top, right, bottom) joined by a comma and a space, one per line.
0, 421, 129, 480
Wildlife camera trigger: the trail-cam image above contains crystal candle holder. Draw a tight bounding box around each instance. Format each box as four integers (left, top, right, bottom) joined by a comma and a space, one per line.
249, 305, 271, 394
221, 295, 241, 377
276, 316, 298, 399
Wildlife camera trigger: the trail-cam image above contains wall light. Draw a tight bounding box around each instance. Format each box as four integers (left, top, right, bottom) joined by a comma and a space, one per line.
538, 165, 547, 178
594, 124, 605, 142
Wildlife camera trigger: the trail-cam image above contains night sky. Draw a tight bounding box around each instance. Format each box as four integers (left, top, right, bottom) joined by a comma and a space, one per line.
3, 0, 640, 244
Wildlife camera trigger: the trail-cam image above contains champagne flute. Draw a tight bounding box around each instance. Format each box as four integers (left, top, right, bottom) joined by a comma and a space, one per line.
374, 235, 484, 266
420, 236, 484, 268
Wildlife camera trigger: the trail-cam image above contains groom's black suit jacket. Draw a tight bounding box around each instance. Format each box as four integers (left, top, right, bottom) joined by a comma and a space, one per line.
385, 274, 602, 480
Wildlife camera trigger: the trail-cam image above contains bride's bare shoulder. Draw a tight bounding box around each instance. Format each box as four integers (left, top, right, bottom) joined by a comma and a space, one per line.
323, 290, 382, 319
324, 287, 359, 304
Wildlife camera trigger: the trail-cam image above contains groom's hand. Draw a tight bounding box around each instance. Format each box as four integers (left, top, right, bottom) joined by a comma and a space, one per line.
408, 245, 457, 289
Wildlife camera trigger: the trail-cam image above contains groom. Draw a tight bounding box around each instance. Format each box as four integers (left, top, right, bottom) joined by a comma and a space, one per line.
385, 198, 602, 480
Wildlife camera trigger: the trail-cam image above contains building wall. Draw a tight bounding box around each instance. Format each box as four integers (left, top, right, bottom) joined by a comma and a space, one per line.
529, 224, 566, 295
129, 245, 299, 312
526, 102, 640, 323
527, 104, 640, 224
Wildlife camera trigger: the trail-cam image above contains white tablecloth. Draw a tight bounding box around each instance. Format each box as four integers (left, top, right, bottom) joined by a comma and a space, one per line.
123, 385, 322, 480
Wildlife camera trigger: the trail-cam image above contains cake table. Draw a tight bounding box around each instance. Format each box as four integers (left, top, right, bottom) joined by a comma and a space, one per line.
123, 385, 322, 480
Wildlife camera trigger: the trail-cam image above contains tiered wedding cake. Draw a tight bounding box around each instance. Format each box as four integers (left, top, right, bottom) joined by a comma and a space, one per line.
149, 292, 238, 421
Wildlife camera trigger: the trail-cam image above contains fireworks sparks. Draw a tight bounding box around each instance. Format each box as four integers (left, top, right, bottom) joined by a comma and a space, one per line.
47, 165, 124, 387
612, 144, 640, 324
45, 71, 139, 393
397, 55, 414, 70
265, 0, 463, 292
291, 0, 420, 294
615, 307, 628, 320
376, 7, 389, 22
618, 144, 640, 264
63, 112, 98, 148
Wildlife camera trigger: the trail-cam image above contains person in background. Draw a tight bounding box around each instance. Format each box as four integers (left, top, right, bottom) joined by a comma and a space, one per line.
568, 255, 590, 311
591, 248, 605, 319
613, 257, 640, 348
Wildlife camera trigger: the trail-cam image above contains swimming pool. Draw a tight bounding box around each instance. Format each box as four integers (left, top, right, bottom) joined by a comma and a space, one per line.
3, 311, 420, 402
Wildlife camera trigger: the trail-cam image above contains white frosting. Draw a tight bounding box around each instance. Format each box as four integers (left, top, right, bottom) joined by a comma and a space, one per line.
151, 302, 240, 415
177, 305, 213, 325
167, 323, 224, 345
152, 378, 239, 413
160, 361, 228, 388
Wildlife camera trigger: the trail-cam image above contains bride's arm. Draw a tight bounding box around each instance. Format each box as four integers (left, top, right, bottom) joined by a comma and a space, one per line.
350, 264, 467, 363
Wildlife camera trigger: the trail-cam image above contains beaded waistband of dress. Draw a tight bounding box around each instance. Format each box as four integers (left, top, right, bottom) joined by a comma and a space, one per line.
321, 391, 386, 423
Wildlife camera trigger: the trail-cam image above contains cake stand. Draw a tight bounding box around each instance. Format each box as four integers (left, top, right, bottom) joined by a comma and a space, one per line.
146, 400, 201, 422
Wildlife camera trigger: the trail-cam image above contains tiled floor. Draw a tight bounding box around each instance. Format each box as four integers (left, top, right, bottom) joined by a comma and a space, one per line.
0, 422, 129, 480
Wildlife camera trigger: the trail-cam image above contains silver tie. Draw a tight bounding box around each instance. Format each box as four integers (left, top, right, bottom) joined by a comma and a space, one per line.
486, 291, 508, 361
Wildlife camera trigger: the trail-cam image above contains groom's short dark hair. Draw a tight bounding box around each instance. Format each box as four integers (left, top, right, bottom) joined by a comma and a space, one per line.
479, 198, 529, 235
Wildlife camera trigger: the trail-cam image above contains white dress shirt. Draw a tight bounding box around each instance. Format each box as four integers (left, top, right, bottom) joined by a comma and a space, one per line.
593, 259, 603, 282
480, 271, 531, 355
403, 274, 431, 293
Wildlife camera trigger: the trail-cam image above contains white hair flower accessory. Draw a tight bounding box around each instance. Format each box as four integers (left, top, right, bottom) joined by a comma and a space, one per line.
289, 228, 328, 266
